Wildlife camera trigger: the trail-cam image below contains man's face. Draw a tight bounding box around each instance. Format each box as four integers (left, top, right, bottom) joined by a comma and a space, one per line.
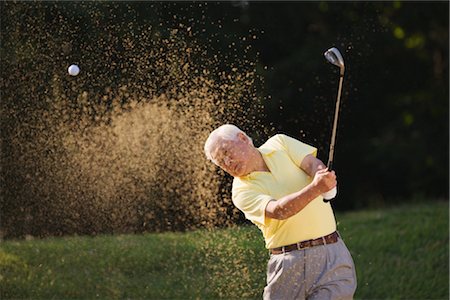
212, 133, 252, 177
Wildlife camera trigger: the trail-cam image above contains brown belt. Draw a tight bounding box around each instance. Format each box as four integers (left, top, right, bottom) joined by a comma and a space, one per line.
270, 231, 340, 255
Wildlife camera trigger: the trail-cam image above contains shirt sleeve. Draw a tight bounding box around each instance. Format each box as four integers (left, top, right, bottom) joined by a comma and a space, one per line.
279, 134, 317, 167
232, 182, 273, 228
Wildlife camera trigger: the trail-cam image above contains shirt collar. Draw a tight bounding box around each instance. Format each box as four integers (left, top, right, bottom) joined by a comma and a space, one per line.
258, 147, 275, 156
236, 147, 274, 180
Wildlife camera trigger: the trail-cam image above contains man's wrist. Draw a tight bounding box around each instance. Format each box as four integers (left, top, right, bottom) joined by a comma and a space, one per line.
310, 181, 325, 197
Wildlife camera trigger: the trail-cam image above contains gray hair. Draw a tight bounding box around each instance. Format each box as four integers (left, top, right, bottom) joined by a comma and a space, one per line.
204, 124, 252, 165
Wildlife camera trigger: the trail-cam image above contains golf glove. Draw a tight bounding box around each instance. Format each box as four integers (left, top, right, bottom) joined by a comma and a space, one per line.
322, 186, 337, 200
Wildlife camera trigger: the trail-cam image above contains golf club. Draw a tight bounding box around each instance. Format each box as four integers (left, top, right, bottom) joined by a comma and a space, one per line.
323, 47, 345, 202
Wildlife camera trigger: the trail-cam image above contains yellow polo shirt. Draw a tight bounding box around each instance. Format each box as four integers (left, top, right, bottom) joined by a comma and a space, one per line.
232, 134, 336, 249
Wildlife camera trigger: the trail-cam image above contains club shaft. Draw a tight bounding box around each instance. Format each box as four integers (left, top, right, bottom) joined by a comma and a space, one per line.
327, 74, 344, 170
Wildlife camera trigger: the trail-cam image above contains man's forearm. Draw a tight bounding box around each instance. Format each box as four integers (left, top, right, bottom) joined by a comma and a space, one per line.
265, 167, 336, 220
265, 183, 321, 220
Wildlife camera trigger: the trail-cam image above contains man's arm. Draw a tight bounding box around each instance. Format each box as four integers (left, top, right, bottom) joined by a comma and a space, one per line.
302, 154, 338, 200
300, 154, 326, 177
265, 168, 336, 220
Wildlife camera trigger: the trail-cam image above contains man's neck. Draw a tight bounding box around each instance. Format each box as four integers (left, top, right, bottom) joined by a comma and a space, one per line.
252, 148, 270, 173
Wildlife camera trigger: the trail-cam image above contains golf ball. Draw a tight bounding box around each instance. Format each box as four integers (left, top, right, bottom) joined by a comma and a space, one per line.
68, 64, 80, 76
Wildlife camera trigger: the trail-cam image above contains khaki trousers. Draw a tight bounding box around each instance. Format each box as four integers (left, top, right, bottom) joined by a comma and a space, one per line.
263, 238, 357, 300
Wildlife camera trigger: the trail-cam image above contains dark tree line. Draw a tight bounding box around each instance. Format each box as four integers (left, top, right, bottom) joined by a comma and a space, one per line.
187, 1, 449, 208
1, 1, 448, 237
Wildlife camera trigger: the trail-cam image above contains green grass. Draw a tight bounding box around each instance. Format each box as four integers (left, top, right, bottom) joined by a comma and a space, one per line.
1, 201, 448, 299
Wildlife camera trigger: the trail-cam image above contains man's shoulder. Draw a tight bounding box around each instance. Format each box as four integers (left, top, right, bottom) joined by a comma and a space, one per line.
260, 133, 292, 150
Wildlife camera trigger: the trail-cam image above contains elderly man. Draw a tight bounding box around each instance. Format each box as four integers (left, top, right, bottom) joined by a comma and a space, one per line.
204, 124, 357, 300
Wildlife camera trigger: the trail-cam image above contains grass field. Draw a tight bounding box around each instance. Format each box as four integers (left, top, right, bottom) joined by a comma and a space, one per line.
1, 201, 448, 299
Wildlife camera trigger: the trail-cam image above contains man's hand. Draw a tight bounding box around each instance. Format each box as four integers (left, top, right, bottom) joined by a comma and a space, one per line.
312, 168, 337, 194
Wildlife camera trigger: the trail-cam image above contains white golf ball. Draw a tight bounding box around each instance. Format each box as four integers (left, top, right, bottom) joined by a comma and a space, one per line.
68, 64, 80, 76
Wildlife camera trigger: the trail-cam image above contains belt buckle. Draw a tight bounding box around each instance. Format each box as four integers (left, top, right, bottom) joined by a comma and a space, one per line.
322, 236, 327, 245
298, 241, 310, 250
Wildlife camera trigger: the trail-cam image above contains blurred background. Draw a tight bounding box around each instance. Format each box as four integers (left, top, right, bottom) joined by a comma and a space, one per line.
1, 1, 448, 239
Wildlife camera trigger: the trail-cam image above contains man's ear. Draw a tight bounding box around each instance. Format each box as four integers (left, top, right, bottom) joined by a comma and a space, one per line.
237, 132, 249, 143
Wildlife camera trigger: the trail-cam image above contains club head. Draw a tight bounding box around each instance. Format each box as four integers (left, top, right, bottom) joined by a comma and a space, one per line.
324, 47, 345, 75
